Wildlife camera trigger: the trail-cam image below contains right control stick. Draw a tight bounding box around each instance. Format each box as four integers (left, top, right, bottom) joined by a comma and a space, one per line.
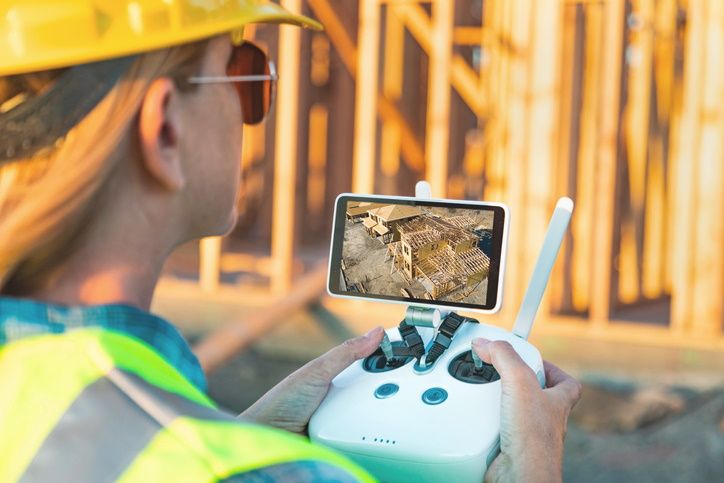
471, 345, 485, 372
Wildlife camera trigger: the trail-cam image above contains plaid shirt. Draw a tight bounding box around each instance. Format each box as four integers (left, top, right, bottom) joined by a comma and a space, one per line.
0, 296, 207, 392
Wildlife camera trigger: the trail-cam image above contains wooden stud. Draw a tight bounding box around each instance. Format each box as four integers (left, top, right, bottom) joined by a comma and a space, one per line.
199, 237, 222, 292
644, 0, 678, 298
659, 0, 681, 293
690, 0, 724, 335
380, 3, 404, 184
352, 0, 381, 194
523, 0, 563, 323
307, 0, 426, 174
498, 0, 532, 319
671, 0, 705, 333
589, 0, 624, 324
483, 0, 507, 202
396, 3, 487, 117
619, 0, 654, 304
271, 0, 302, 292
571, 3, 603, 314
425, 0, 454, 198
307, 104, 328, 216
550, 2, 578, 313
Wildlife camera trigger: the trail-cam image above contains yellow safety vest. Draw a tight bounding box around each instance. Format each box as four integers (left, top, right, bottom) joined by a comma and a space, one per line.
0, 328, 374, 482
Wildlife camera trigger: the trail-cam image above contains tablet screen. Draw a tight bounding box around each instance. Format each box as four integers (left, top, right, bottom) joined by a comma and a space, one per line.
328, 195, 508, 312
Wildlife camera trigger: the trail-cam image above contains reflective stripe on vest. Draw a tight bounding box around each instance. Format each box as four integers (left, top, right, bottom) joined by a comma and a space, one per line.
0, 329, 374, 483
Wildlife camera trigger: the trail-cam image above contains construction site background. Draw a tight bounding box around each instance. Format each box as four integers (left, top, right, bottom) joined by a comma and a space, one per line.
154, 1, 723, 481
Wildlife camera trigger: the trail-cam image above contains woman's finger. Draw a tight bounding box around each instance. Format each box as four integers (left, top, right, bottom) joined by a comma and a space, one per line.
472, 338, 538, 385
309, 326, 384, 380
543, 360, 582, 407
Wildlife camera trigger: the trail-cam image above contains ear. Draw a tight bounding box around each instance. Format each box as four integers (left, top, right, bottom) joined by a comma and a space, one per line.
138, 78, 186, 191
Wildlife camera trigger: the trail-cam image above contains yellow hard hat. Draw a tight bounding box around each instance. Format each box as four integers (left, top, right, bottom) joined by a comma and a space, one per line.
0, 0, 323, 76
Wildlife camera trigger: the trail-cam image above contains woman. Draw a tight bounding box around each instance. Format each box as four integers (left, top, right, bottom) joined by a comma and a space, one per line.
0, 1, 580, 482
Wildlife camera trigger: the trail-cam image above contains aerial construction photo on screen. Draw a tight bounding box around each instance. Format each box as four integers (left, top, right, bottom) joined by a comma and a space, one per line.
339, 201, 495, 305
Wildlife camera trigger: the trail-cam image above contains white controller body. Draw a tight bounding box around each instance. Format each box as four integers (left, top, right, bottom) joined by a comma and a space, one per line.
309, 322, 544, 483
310, 195, 572, 482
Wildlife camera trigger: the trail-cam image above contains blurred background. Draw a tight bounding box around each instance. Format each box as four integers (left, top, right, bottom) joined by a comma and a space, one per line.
154, 1, 723, 481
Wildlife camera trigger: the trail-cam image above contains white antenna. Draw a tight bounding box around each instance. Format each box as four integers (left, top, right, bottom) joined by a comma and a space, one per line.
512, 197, 574, 339
415, 180, 432, 199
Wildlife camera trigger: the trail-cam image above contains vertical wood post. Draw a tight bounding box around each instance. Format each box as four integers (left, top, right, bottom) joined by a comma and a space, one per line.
500, 0, 531, 320
589, 0, 624, 324
199, 237, 222, 292
352, 0, 381, 194
690, 0, 724, 335
380, 3, 404, 189
620, 0, 654, 303
550, 3, 577, 313
571, 5, 602, 314
425, 0, 454, 198
523, 0, 562, 323
271, 0, 302, 292
671, 0, 705, 332
483, 0, 508, 202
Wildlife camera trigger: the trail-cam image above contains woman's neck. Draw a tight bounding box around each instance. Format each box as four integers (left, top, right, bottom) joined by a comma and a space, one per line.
16, 222, 174, 311
26, 260, 164, 310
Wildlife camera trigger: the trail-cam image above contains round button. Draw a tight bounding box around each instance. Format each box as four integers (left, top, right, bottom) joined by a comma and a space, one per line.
421, 387, 448, 405
374, 383, 399, 399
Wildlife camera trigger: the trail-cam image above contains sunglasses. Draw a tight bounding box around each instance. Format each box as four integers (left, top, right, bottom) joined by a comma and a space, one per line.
188, 42, 277, 125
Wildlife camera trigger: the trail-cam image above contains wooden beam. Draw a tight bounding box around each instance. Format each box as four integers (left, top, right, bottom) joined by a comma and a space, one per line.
535, 315, 724, 352
642, 0, 676, 300
589, 0, 624, 323
425, 0, 454, 198
523, 0, 562, 323
656, 0, 679, 293
380, 3, 404, 182
307, 0, 425, 173
396, 3, 487, 118
271, 0, 302, 292
620, 0, 655, 303
500, 0, 532, 319
199, 237, 222, 292
453, 26, 496, 46
352, 0, 381, 194
307, 103, 328, 215
690, 0, 724, 335
482, 0, 507, 201
671, 0, 705, 333
550, 3, 578, 313
571, 5, 602, 314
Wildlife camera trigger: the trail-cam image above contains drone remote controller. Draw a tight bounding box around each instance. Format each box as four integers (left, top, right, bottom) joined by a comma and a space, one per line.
310, 189, 573, 483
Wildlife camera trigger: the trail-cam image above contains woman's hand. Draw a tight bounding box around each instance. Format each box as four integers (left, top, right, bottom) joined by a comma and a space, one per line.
472, 338, 582, 483
240, 326, 385, 434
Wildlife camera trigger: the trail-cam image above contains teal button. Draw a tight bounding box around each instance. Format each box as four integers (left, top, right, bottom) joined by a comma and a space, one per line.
422, 387, 448, 405
375, 383, 399, 399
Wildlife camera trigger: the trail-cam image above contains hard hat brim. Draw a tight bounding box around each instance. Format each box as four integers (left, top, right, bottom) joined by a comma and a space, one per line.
0, 1, 324, 76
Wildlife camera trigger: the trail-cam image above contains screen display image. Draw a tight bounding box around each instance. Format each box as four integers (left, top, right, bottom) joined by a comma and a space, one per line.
329, 196, 507, 311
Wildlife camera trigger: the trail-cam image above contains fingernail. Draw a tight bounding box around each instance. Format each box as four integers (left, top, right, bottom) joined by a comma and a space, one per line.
472, 337, 489, 347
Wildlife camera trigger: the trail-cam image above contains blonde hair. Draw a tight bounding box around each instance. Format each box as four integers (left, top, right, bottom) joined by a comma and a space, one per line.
0, 42, 206, 294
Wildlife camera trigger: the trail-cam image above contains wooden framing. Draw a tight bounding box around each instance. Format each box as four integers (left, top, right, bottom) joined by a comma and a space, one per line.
191, 0, 724, 361
270, 0, 303, 292
424, 0, 454, 197
589, 0, 624, 324
352, 0, 381, 194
